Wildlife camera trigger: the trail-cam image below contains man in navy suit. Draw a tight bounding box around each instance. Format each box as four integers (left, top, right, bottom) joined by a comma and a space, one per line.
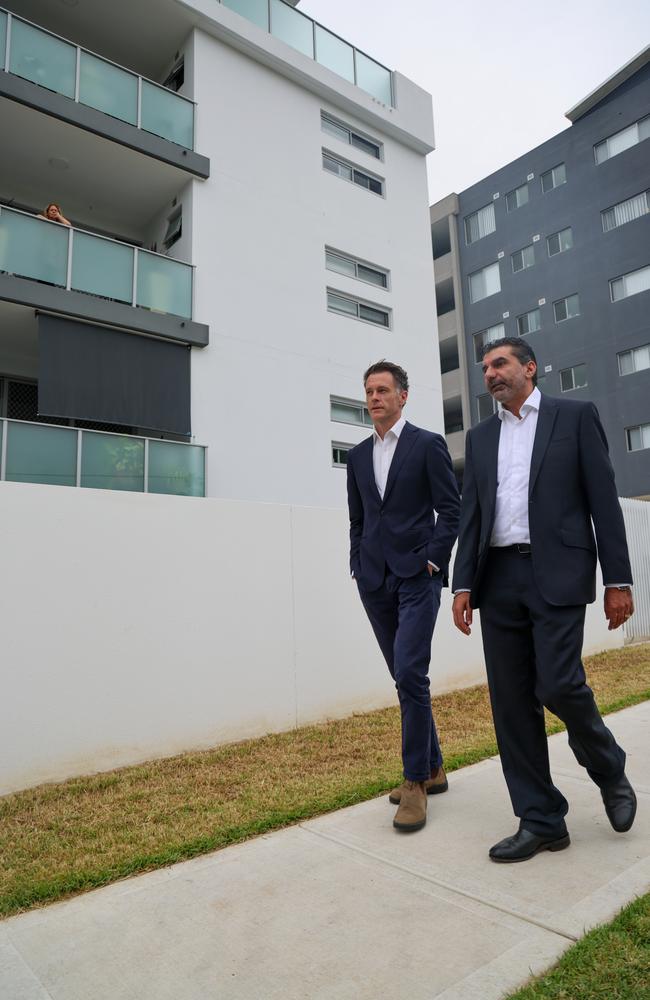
347, 360, 460, 832
453, 337, 636, 862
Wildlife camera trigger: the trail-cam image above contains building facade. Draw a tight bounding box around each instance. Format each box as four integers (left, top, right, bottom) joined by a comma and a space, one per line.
0, 0, 441, 508
431, 48, 650, 498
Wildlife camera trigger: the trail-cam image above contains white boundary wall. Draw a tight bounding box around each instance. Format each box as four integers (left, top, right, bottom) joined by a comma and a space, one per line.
0, 483, 625, 795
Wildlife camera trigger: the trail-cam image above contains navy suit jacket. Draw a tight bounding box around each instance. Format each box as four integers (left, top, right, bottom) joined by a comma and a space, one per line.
347, 421, 460, 592
452, 394, 633, 607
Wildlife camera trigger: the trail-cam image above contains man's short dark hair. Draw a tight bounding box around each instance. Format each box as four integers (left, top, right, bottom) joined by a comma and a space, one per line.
482, 337, 538, 387
363, 360, 409, 393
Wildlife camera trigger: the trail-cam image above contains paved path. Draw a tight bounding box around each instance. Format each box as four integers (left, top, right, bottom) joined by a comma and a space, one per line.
1, 703, 648, 1000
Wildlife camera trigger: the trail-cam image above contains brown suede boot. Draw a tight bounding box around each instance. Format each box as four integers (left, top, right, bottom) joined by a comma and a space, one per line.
393, 780, 427, 832
389, 766, 448, 805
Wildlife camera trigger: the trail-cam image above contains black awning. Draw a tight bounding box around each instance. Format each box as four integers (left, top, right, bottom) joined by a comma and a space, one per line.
38, 314, 191, 436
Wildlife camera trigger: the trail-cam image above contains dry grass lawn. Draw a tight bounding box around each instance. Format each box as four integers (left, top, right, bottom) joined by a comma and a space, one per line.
1, 643, 648, 918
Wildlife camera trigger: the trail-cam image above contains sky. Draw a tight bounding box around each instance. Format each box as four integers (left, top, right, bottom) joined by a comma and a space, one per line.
299, 0, 650, 204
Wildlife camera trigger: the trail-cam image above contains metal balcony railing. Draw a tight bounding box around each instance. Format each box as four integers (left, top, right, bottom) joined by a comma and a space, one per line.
0, 418, 206, 496
0, 205, 194, 319
0, 7, 196, 149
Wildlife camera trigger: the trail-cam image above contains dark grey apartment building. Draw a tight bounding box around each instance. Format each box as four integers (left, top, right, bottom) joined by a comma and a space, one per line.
432, 46, 650, 498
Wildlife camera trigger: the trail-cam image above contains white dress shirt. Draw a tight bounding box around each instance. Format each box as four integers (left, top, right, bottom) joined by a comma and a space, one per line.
491, 387, 541, 546
373, 415, 406, 499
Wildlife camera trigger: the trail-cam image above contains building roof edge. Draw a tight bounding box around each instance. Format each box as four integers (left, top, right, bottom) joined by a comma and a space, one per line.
565, 45, 650, 123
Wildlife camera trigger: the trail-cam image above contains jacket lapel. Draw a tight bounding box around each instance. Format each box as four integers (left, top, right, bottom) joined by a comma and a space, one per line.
529, 394, 559, 497
359, 435, 382, 504
382, 422, 418, 504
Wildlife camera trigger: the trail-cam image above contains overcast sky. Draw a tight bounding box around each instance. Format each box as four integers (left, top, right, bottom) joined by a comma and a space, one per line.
300, 0, 650, 204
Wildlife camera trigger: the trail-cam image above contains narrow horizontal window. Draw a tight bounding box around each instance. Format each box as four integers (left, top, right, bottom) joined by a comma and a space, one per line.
517, 308, 541, 336
332, 442, 352, 467
610, 265, 650, 302
468, 261, 501, 303
322, 151, 384, 195
473, 323, 505, 363
511, 244, 535, 272
464, 203, 496, 244
602, 191, 650, 232
560, 363, 587, 392
321, 113, 382, 159
618, 344, 650, 376
477, 392, 497, 421
595, 115, 650, 164
327, 289, 390, 327
626, 423, 650, 452
541, 163, 566, 193
547, 227, 573, 257
330, 397, 372, 426
505, 183, 529, 212
553, 294, 580, 323
325, 249, 388, 288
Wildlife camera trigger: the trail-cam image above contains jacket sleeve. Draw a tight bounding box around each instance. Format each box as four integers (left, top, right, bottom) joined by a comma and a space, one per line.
451, 430, 481, 593
346, 454, 363, 577
425, 434, 461, 571
578, 403, 633, 585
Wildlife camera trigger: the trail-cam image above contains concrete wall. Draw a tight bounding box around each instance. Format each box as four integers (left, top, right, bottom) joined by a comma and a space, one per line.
0, 482, 622, 795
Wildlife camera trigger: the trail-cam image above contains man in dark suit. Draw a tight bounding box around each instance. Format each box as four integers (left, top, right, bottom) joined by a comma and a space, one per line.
347, 360, 460, 832
453, 337, 636, 862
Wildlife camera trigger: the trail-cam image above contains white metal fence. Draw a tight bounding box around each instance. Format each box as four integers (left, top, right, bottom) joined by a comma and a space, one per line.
621, 498, 650, 643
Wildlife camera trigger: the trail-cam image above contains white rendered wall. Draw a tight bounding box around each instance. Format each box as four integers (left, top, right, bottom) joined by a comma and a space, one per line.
0, 482, 622, 795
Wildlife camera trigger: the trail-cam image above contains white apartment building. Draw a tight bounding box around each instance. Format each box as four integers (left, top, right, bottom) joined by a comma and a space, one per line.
0, 0, 440, 508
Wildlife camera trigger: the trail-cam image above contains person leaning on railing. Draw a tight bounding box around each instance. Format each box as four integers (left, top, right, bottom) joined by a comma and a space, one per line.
38, 203, 71, 227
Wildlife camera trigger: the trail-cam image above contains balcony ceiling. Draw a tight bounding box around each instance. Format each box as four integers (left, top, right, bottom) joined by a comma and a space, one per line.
0, 97, 190, 244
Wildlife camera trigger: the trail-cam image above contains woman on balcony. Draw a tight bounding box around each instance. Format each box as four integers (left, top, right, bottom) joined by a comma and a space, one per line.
38, 203, 71, 226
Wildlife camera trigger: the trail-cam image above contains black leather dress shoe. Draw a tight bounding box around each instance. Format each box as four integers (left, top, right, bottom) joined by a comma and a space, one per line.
601, 775, 637, 833
489, 828, 571, 863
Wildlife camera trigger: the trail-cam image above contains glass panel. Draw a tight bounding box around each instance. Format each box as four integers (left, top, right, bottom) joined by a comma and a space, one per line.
639, 116, 650, 142
610, 277, 624, 302
627, 427, 642, 451
331, 401, 363, 425
354, 171, 382, 194
323, 154, 352, 180
607, 123, 637, 158
618, 351, 634, 376
9, 19, 76, 98
560, 369, 573, 392
0, 209, 68, 286
547, 234, 560, 256
328, 292, 357, 316
6, 422, 77, 486
635, 345, 650, 371
554, 299, 567, 322
271, 0, 314, 58
315, 25, 354, 82
357, 264, 386, 287
136, 251, 192, 318
643, 424, 650, 449
355, 51, 392, 104
566, 294, 580, 317
141, 80, 194, 149
326, 252, 355, 277
574, 364, 587, 388
350, 133, 380, 158
359, 304, 388, 326
0, 12, 7, 70
555, 163, 566, 186
79, 51, 138, 125
321, 116, 350, 143
541, 169, 552, 193
623, 265, 650, 298
148, 441, 205, 496
222, 0, 269, 29
594, 140, 607, 164
561, 228, 573, 251
81, 432, 144, 491
71, 231, 134, 303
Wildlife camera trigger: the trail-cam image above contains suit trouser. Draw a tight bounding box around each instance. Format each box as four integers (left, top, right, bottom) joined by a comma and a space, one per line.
358, 569, 443, 782
479, 547, 626, 836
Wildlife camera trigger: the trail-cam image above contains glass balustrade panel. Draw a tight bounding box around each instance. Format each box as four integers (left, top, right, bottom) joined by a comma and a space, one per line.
9, 19, 76, 98
271, 0, 314, 58
148, 441, 205, 497
0, 209, 68, 286
136, 251, 192, 318
141, 80, 194, 149
0, 11, 7, 70
71, 231, 134, 303
81, 432, 144, 491
222, 0, 269, 30
314, 26, 354, 83
6, 422, 77, 487
355, 51, 392, 104
79, 51, 138, 125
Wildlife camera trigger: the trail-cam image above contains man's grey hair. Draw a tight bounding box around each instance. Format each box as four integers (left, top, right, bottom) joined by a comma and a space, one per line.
482, 336, 538, 387
363, 360, 409, 393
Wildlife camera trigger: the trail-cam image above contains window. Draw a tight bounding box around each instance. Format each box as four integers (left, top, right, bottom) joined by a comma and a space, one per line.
162, 205, 182, 250
610, 265, 650, 302
332, 442, 352, 467
541, 163, 566, 193
626, 423, 650, 452
163, 59, 185, 92
468, 261, 501, 303
595, 115, 650, 164
327, 290, 390, 327
517, 308, 541, 336
511, 244, 535, 273
602, 191, 650, 232
321, 113, 382, 159
473, 323, 505, 363
505, 183, 529, 212
464, 203, 496, 244
547, 227, 573, 257
618, 344, 650, 376
560, 364, 587, 392
553, 294, 580, 323
325, 249, 388, 288
322, 152, 383, 195
477, 393, 497, 421
330, 397, 372, 426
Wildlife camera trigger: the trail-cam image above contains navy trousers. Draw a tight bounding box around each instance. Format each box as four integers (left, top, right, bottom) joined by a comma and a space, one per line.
358, 568, 443, 782
479, 547, 626, 836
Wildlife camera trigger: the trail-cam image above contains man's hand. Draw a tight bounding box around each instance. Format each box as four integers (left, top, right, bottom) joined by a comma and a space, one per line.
452, 592, 473, 635
604, 588, 634, 630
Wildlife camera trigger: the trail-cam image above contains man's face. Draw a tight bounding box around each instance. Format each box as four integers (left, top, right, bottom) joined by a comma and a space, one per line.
482, 346, 535, 408
365, 371, 407, 428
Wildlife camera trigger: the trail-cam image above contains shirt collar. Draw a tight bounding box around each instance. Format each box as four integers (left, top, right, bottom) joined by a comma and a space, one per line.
497, 386, 541, 422
373, 414, 406, 443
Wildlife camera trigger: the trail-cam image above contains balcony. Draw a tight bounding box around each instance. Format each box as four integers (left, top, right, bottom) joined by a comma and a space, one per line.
0, 418, 205, 496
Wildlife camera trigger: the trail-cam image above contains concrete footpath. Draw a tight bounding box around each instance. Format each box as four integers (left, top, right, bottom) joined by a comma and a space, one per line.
1, 703, 648, 1000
